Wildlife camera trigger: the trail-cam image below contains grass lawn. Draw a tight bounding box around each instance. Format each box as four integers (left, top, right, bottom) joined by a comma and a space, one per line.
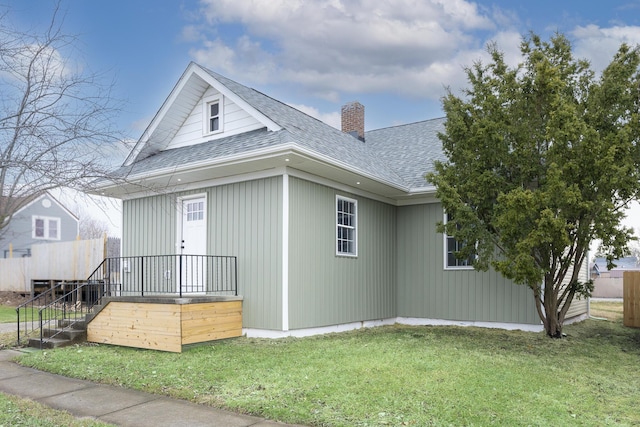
0, 392, 114, 426
15, 301, 640, 427
0, 305, 17, 323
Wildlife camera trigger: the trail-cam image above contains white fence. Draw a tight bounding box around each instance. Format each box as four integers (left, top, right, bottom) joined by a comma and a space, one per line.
0, 238, 105, 293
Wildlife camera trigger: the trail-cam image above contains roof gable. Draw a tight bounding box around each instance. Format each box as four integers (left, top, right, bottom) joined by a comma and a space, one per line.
125, 63, 282, 166
3, 192, 78, 222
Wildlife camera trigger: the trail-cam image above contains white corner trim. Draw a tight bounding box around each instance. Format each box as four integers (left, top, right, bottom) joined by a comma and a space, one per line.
282, 172, 289, 331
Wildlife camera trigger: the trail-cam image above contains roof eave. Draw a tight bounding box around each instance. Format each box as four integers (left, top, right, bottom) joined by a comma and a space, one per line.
97, 142, 422, 200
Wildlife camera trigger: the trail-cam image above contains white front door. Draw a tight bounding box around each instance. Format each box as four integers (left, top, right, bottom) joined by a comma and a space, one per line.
180, 196, 207, 293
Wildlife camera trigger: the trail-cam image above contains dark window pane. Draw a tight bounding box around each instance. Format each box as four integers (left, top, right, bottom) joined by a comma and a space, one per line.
35, 219, 44, 237
448, 252, 456, 267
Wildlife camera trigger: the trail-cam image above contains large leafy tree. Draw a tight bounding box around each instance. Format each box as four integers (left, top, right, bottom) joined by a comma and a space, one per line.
427, 33, 640, 338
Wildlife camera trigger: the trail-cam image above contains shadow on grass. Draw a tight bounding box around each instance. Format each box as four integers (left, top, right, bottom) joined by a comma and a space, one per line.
362, 319, 640, 360
566, 318, 640, 354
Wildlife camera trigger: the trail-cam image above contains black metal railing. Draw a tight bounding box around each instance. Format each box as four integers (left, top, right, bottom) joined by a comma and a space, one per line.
87, 255, 238, 298
16, 282, 65, 344
15, 280, 119, 346
16, 254, 237, 347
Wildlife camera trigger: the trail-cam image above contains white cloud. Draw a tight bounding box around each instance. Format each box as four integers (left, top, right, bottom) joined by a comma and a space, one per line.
186, 1, 640, 114
190, 0, 509, 101
180, 25, 203, 43
288, 103, 341, 129
190, 35, 276, 84
571, 24, 640, 72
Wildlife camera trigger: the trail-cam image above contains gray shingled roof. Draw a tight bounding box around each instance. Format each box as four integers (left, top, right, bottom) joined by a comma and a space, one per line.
112, 65, 446, 192
364, 118, 447, 189
205, 68, 408, 187
110, 128, 287, 178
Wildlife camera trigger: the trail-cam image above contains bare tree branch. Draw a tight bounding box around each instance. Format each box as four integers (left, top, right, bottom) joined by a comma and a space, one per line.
0, 2, 125, 238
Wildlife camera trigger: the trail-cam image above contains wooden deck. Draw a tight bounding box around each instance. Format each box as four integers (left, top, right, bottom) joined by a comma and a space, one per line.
86, 296, 243, 352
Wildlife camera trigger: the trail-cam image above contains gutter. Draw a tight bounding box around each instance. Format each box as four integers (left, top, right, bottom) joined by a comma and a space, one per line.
98, 142, 418, 196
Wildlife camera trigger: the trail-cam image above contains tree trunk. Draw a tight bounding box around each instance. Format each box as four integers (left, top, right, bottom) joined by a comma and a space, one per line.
544, 308, 563, 338
542, 273, 563, 338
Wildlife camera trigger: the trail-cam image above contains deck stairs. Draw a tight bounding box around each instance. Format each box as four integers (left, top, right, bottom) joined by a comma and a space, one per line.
16, 277, 110, 350
28, 319, 89, 349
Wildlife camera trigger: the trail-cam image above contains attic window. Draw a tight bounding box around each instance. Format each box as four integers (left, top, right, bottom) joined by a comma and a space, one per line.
209, 102, 219, 132
203, 96, 223, 136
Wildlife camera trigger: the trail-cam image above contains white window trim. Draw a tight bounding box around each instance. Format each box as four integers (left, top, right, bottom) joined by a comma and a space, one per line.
443, 212, 474, 270
336, 195, 358, 257
202, 95, 223, 136
32, 215, 61, 240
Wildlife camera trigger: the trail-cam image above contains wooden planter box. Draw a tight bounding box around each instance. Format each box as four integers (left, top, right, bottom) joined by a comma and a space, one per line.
87, 296, 243, 352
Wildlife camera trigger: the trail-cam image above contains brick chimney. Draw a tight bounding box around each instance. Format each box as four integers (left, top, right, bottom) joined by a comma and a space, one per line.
341, 101, 364, 141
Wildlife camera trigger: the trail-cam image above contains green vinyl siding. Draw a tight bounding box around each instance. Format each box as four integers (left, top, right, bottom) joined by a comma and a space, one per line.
397, 203, 539, 325
122, 176, 283, 330
123, 194, 176, 256
208, 178, 283, 330
288, 177, 396, 329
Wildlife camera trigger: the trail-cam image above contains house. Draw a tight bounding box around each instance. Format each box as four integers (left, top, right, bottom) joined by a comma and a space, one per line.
591, 256, 639, 298
97, 62, 589, 340
0, 192, 79, 258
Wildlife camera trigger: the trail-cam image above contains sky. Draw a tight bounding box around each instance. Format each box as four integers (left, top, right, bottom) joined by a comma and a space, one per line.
6, 0, 640, 241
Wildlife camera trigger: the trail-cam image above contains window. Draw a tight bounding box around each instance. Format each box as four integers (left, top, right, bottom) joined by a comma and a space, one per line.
203, 96, 223, 135
208, 102, 219, 132
444, 213, 474, 269
32, 216, 61, 240
336, 196, 357, 256
34, 218, 45, 238
186, 200, 204, 222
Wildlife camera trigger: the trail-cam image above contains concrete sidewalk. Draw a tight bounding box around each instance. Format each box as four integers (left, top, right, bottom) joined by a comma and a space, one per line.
0, 322, 16, 333
0, 350, 302, 427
